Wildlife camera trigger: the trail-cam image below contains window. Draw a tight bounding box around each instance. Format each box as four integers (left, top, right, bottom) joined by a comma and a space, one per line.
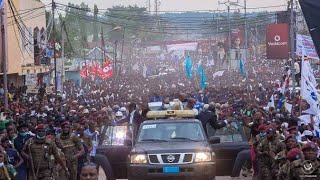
103, 126, 131, 145
214, 122, 243, 143
138, 122, 205, 142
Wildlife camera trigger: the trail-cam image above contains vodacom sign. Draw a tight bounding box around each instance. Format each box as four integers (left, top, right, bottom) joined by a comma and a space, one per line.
266, 24, 289, 59
268, 35, 288, 46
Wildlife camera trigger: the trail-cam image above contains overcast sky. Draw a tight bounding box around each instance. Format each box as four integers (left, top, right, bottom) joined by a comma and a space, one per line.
42, 0, 288, 12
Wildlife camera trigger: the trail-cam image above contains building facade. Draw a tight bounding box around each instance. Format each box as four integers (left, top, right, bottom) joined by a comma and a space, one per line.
1, 0, 49, 87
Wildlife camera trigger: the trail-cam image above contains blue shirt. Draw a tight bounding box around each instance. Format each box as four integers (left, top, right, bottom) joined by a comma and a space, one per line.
6, 148, 19, 166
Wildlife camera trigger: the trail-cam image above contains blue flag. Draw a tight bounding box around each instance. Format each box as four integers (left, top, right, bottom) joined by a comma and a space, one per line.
196, 64, 206, 89
185, 55, 193, 80
0, 0, 3, 8
240, 59, 244, 76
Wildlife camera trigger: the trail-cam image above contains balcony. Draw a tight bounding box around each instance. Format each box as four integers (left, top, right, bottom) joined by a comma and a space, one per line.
21, 64, 52, 75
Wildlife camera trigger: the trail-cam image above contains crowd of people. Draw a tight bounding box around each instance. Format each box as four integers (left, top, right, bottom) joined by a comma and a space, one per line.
0, 49, 319, 180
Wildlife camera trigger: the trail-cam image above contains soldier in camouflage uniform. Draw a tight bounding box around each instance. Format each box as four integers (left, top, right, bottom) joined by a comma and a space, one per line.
56, 121, 84, 180
21, 124, 68, 180
256, 125, 285, 180
277, 148, 302, 180
288, 142, 320, 180
273, 134, 299, 175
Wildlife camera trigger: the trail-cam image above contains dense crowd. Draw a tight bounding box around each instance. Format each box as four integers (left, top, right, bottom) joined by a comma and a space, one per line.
0, 52, 320, 180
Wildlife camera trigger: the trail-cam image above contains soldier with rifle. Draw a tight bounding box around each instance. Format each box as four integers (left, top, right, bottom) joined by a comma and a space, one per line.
21, 124, 69, 180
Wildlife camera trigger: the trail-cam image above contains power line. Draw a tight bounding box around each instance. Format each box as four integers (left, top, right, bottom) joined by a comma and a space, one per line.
56, 7, 274, 31
56, 8, 273, 35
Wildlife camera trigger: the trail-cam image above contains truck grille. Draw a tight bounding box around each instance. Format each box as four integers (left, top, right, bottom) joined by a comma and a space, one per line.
148, 153, 194, 164
183, 154, 193, 163
149, 155, 159, 163
161, 154, 180, 163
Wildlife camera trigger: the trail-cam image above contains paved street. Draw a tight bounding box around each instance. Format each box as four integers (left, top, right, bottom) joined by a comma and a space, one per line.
98, 168, 252, 180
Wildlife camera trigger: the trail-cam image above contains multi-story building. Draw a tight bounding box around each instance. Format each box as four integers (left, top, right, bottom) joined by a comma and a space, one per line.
0, 0, 50, 87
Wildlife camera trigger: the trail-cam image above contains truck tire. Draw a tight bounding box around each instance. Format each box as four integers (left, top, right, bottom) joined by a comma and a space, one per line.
93, 154, 115, 180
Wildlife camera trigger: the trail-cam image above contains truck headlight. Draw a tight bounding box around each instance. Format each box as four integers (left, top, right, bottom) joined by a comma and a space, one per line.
130, 154, 147, 164
195, 152, 212, 162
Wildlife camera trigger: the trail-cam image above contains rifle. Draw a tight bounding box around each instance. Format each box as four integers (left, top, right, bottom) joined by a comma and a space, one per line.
28, 142, 37, 180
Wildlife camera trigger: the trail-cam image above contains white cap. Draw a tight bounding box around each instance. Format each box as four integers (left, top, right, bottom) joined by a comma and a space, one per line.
115, 111, 123, 117
83, 109, 89, 114
302, 130, 313, 137
120, 107, 126, 112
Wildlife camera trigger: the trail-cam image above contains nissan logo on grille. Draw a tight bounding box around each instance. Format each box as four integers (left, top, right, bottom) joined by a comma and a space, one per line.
167, 155, 175, 163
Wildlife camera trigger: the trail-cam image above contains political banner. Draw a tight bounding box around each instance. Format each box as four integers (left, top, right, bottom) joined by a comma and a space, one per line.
296, 34, 319, 60
299, 0, 320, 58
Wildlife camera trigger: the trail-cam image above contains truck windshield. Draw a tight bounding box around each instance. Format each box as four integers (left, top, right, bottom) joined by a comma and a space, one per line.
137, 122, 205, 142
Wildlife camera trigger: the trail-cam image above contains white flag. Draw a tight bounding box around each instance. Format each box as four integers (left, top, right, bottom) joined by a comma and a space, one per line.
301, 74, 320, 115
302, 56, 318, 87
267, 95, 275, 108
142, 64, 147, 78
212, 71, 224, 79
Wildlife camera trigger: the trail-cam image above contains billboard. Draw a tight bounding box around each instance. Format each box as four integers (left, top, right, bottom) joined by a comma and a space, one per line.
266, 24, 289, 59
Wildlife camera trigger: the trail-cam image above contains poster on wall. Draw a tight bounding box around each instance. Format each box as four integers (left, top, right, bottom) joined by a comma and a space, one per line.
25, 74, 37, 86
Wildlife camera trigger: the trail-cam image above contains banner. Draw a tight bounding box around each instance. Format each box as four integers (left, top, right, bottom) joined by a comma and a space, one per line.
296, 34, 319, 60
266, 24, 289, 59
299, 0, 320, 58
167, 43, 198, 52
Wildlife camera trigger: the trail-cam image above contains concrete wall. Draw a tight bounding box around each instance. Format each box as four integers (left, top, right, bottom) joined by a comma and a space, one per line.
6, 0, 46, 75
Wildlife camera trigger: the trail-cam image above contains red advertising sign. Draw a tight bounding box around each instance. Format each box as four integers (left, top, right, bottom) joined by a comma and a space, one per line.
266, 24, 289, 59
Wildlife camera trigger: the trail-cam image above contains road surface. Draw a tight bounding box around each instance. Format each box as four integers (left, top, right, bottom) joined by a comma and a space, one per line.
98, 168, 252, 180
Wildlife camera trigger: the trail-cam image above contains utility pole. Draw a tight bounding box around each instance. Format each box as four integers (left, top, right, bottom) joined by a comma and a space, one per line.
101, 28, 105, 63
1, 1, 8, 110
61, 21, 65, 92
114, 40, 118, 77
244, 0, 248, 74
289, 0, 296, 95
52, 0, 57, 95
119, 27, 125, 78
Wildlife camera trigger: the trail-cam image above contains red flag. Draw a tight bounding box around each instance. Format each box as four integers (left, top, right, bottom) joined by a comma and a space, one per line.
91, 61, 104, 77
80, 65, 90, 79
101, 60, 113, 79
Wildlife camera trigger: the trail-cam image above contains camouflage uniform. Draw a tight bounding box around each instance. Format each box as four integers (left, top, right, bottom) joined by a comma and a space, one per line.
277, 161, 291, 180
273, 150, 289, 175
288, 159, 320, 180
22, 137, 60, 180
56, 133, 83, 180
256, 137, 285, 180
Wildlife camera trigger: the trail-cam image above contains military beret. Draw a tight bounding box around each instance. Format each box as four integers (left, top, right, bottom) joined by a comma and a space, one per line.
302, 142, 319, 151
61, 121, 70, 127
258, 124, 268, 131
266, 126, 274, 133
286, 148, 302, 160
284, 134, 296, 142
287, 126, 297, 132
35, 124, 46, 130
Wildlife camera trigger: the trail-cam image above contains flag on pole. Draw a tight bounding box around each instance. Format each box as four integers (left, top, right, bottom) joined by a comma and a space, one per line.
301, 74, 320, 115
240, 59, 244, 76
196, 64, 206, 90
185, 55, 193, 80
267, 95, 275, 108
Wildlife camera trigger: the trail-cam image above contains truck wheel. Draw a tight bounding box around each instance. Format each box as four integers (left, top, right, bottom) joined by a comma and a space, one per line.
93, 154, 115, 180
